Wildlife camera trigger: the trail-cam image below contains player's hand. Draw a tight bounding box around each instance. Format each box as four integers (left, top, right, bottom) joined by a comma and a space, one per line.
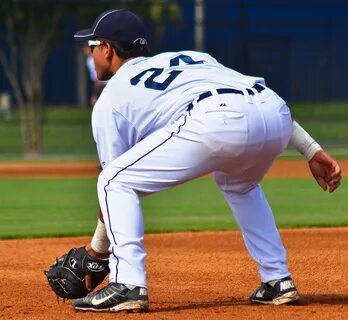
85, 244, 109, 290
308, 150, 342, 192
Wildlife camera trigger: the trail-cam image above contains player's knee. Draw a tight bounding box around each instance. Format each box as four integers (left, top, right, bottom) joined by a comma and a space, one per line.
97, 166, 126, 194
98, 167, 115, 193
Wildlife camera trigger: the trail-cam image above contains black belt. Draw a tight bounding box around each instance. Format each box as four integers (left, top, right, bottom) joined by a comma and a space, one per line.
187, 83, 265, 111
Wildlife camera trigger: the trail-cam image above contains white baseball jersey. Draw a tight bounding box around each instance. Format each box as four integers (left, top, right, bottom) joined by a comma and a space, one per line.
92, 50, 293, 288
92, 51, 265, 168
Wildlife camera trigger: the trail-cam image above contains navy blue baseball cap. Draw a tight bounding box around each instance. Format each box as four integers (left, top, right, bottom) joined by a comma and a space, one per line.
74, 9, 147, 45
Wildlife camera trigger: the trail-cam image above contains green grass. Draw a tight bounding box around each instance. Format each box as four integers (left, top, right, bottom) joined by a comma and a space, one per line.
0, 178, 99, 238
0, 107, 97, 159
0, 177, 346, 239
1, 102, 348, 160
289, 101, 348, 150
262, 179, 348, 227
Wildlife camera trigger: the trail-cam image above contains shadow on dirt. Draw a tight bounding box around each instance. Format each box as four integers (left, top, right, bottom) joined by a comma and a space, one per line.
152, 294, 348, 312
299, 294, 348, 305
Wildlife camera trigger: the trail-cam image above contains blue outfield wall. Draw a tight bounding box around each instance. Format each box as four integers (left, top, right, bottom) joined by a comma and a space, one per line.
43, 17, 77, 105
1, 0, 348, 105
203, 0, 348, 102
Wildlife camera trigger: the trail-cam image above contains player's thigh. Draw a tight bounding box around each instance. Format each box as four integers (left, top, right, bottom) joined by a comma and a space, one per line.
98, 114, 217, 194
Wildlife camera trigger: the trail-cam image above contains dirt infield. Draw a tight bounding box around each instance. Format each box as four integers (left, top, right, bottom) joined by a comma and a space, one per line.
0, 159, 347, 319
0, 229, 347, 320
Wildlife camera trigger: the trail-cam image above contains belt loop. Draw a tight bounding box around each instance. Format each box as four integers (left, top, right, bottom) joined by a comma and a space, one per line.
250, 84, 266, 103
191, 99, 199, 111
241, 88, 253, 104
210, 88, 223, 105
210, 88, 218, 97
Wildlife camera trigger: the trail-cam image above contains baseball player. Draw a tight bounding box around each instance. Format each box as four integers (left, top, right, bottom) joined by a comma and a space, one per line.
67, 9, 341, 312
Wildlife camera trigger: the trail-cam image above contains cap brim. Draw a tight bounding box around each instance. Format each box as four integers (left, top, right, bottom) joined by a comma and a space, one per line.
74, 28, 95, 42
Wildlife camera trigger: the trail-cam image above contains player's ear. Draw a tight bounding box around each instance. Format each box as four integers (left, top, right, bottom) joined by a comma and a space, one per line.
104, 42, 115, 60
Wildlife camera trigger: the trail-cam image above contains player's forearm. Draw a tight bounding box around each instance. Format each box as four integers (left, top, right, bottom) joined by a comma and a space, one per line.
289, 121, 322, 161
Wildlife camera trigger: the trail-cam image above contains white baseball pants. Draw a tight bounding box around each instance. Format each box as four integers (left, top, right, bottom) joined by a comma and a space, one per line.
97, 87, 293, 287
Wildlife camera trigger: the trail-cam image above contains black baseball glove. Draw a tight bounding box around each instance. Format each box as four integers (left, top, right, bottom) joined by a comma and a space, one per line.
44, 246, 109, 299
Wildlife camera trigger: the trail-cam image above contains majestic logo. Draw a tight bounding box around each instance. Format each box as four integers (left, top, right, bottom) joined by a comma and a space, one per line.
280, 280, 295, 291
87, 262, 106, 273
